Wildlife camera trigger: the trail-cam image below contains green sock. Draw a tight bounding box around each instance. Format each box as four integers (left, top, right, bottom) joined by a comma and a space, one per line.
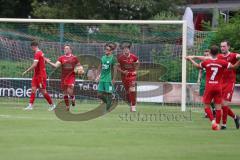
210, 102, 215, 110
106, 95, 112, 110
100, 96, 107, 104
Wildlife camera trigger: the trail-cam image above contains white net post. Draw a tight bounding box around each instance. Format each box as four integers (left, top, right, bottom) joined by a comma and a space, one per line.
181, 21, 187, 112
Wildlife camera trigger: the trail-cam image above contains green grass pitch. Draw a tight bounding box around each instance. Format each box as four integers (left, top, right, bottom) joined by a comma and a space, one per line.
0, 99, 239, 160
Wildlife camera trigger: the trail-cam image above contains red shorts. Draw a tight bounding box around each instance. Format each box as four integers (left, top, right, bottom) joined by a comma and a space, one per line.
122, 76, 136, 91
222, 82, 235, 102
32, 77, 47, 89
203, 85, 222, 104
61, 77, 75, 90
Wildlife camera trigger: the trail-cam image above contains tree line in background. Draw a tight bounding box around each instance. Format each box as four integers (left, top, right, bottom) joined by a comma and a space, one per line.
210, 13, 240, 53
0, 0, 185, 19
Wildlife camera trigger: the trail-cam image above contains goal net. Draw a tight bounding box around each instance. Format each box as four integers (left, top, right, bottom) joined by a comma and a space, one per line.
0, 19, 189, 111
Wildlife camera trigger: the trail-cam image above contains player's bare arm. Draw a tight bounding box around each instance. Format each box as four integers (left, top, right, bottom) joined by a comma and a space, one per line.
97, 64, 101, 76
76, 62, 81, 67
133, 60, 140, 75
186, 55, 210, 61
229, 60, 240, 69
134, 60, 140, 70
197, 69, 202, 83
112, 64, 118, 84
22, 60, 38, 75
236, 53, 240, 60
185, 57, 201, 69
46, 59, 61, 68
95, 64, 102, 81
75, 62, 83, 69
74, 63, 84, 75
117, 64, 128, 75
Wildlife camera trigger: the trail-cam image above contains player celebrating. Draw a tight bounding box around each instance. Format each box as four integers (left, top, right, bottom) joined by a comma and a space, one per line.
22, 41, 55, 111
197, 49, 215, 118
189, 40, 240, 129
117, 42, 139, 112
97, 43, 118, 111
218, 40, 240, 129
186, 45, 240, 130
45, 44, 83, 111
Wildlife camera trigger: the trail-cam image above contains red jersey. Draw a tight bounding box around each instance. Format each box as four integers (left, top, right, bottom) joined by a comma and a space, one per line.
117, 53, 138, 77
200, 58, 230, 86
217, 52, 238, 83
58, 54, 80, 80
33, 50, 47, 79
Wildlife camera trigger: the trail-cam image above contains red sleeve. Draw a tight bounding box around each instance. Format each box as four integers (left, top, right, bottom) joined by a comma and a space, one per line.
232, 53, 237, 61
117, 55, 122, 63
34, 51, 41, 61
58, 56, 63, 64
75, 57, 80, 65
200, 61, 206, 69
132, 53, 138, 62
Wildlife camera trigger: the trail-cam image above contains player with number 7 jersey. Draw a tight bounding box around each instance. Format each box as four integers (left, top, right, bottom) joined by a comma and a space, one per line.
186, 45, 240, 130
200, 59, 230, 104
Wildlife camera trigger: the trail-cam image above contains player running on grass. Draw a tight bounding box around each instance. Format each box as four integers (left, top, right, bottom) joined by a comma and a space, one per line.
45, 44, 83, 111
186, 45, 240, 130
22, 41, 56, 111
188, 40, 240, 130
117, 42, 139, 112
96, 43, 118, 111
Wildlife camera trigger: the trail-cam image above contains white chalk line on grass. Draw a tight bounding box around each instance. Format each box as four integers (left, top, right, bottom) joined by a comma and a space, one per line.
0, 114, 56, 120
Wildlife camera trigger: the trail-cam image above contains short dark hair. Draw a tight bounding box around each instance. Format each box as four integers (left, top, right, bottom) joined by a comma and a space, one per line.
31, 41, 38, 46
221, 40, 230, 46
120, 41, 132, 49
105, 42, 117, 51
210, 45, 219, 56
204, 49, 210, 52
64, 44, 72, 50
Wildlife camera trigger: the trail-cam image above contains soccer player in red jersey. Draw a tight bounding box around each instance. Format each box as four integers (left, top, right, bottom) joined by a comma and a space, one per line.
217, 40, 240, 129
22, 41, 55, 111
117, 42, 139, 112
46, 44, 82, 111
187, 40, 240, 129
186, 45, 240, 130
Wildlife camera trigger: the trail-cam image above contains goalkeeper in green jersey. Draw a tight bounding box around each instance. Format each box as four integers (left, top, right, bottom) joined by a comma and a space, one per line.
197, 49, 215, 117
96, 42, 118, 111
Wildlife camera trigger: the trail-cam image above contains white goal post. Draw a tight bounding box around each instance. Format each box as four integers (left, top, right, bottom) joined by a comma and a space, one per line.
0, 18, 187, 111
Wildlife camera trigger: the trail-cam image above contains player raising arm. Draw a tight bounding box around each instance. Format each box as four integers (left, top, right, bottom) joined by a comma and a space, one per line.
187, 40, 240, 130
197, 49, 215, 118
22, 41, 55, 111
45, 44, 83, 111
117, 42, 139, 112
186, 45, 240, 130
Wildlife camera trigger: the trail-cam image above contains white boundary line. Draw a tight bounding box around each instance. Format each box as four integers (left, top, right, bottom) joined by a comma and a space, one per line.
0, 114, 56, 120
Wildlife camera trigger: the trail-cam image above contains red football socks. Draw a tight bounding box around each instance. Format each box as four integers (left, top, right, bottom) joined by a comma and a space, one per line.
205, 107, 214, 122
29, 92, 35, 104
43, 93, 53, 105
